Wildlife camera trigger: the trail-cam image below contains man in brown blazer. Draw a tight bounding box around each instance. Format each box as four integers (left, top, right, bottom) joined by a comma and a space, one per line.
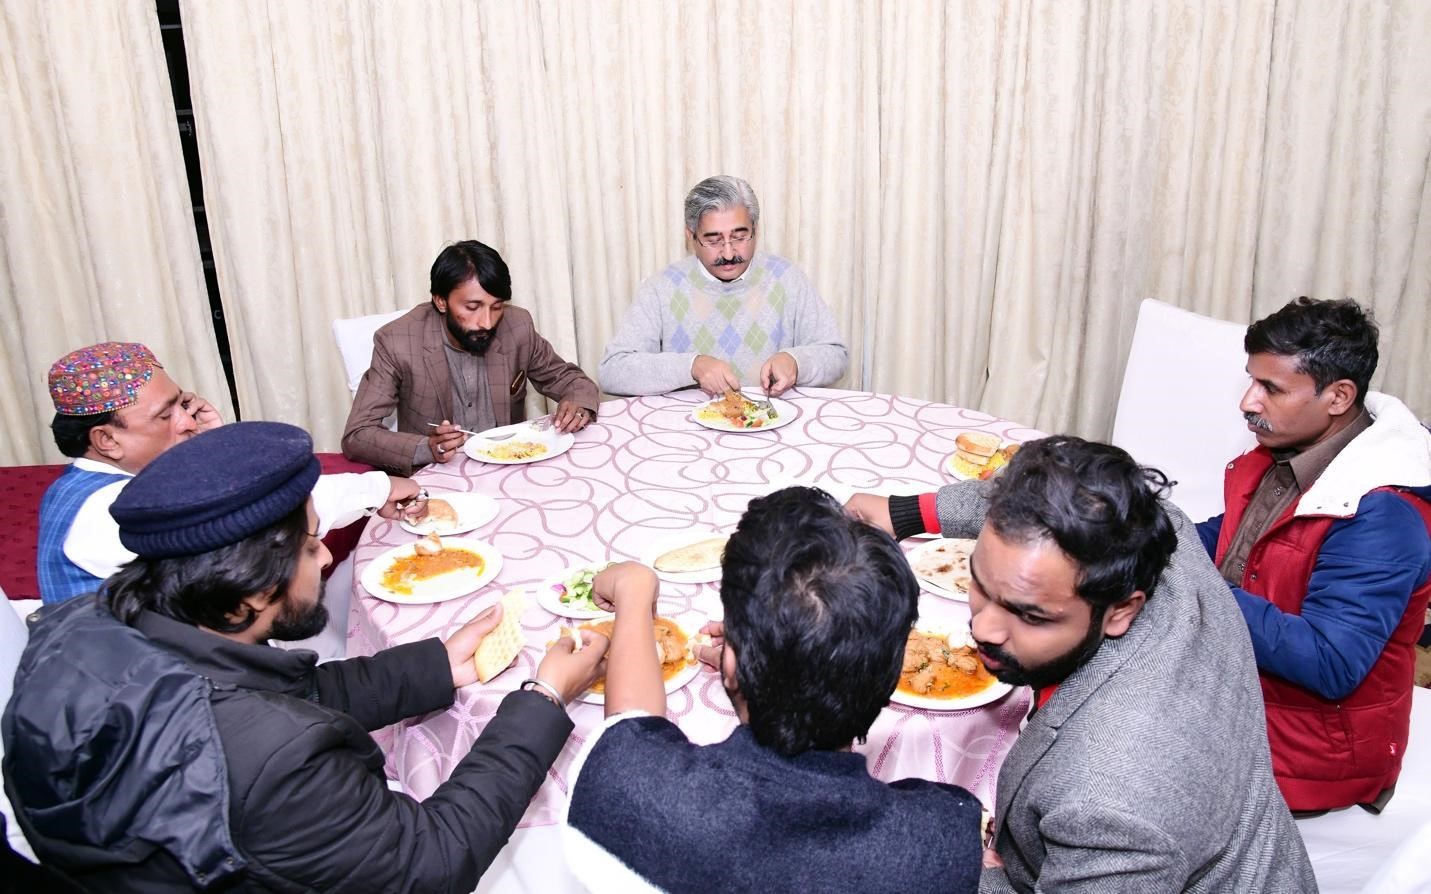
341, 241, 598, 475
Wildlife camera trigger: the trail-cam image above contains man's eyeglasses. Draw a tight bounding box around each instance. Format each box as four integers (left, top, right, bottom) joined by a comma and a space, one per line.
696, 230, 753, 249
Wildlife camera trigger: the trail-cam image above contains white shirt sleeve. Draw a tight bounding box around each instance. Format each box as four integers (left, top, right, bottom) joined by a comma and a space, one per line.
311, 471, 393, 537
63, 480, 136, 580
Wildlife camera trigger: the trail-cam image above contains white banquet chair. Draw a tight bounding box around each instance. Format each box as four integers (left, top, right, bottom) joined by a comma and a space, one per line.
1110, 299, 1256, 522
1297, 686, 1431, 893
332, 309, 407, 398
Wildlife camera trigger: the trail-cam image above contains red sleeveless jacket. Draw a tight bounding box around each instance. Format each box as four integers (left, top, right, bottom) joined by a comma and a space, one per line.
1216, 447, 1431, 811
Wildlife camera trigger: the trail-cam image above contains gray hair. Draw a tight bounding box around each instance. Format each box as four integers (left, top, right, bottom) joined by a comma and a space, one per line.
683, 175, 760, 234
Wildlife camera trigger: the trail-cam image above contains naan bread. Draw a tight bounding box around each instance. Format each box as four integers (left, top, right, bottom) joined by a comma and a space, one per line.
912, 539, 975, 593
653, 536, 728, 573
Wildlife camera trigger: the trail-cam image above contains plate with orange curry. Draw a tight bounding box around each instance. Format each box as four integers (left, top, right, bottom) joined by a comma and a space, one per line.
570, 616, 700, 704
889, 627, 1012, 711
360, 535, 504, 604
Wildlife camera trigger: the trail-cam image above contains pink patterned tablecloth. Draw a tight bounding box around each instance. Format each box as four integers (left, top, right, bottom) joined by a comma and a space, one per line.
349, 387, 1043, 827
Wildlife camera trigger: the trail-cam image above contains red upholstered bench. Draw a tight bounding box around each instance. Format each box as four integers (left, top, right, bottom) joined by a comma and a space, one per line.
0, 455, 375, 601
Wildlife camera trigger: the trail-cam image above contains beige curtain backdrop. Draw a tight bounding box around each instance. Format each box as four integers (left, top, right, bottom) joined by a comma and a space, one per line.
0, 0, 231, 466
177, 0, 1429, 452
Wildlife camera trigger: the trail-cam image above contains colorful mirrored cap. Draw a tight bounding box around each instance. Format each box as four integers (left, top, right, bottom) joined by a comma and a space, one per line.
48, 342, 161, 416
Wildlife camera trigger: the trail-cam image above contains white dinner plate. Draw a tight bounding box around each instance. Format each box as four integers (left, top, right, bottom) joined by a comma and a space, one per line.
889, 625, 1013, 711
463, 423, 575, 464
360, 537, 504, 604
690, 389, 797, 433
399, 491, 499, 536
639, 529, 728, 584
535, 561, 617, 620
906, 537, 976, 602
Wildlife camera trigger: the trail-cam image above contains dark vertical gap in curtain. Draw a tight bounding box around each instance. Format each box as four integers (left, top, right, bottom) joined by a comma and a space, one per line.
154, 0, 242, 419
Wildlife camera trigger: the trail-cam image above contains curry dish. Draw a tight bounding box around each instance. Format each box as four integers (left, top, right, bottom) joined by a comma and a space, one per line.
580, 617, 688, 693
381, 547, 485, 596
898, 630, 997, 699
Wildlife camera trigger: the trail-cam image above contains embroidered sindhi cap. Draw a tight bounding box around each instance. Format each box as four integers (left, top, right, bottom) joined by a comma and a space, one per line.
48, 342, 162, 416
110, 421, 321, 558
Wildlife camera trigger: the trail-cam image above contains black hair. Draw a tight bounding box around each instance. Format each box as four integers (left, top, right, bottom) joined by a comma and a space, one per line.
50, 411, 119, 458
985, 437, 1177, 610
1244, 297, 1379, 407
720, 486, 919, 756
429, 240, 512, 301
104, 503, 309, 633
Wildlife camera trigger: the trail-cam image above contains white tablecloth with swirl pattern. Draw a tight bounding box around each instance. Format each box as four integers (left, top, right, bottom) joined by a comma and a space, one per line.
348, 387, 1041, 831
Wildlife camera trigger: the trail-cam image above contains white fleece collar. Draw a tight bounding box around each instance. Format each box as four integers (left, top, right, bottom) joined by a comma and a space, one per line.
1295, 392, 1431, 518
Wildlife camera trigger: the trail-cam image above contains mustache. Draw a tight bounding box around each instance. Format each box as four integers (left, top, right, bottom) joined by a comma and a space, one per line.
1243, 412, 1273, 432
975, 640, 1021, 672
712, 255, 747, 267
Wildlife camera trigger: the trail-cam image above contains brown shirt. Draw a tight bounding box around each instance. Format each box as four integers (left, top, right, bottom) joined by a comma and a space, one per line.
1218, 408, 1373, 583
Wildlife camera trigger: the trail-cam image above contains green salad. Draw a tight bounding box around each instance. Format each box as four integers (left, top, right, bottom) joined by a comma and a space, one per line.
551, 563, 614, 612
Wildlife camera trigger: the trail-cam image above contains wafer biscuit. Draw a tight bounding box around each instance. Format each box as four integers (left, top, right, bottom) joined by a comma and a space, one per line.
473, 589, 527, 682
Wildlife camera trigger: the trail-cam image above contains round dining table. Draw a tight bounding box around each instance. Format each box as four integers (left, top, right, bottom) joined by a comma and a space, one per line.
346, 386, 1043, 891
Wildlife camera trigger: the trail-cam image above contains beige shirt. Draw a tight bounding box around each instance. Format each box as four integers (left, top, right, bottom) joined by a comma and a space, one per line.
1218, 408, 1373, 583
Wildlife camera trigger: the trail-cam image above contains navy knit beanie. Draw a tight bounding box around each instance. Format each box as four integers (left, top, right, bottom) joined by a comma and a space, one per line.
111, 421, 321, 558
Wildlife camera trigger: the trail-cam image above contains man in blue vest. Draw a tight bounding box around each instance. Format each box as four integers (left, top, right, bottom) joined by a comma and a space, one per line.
37, 342, 423, 604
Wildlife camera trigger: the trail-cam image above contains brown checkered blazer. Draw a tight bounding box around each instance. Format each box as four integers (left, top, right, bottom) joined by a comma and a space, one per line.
340, 303, 597, 474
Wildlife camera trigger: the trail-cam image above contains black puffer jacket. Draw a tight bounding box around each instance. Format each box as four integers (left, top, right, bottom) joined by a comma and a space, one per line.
3, 596, 571, 892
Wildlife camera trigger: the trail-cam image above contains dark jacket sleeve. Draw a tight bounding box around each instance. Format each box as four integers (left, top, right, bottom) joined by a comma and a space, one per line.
1234, 492, 1431, 699
237, 690, 572, 894
315, 638, 454, 731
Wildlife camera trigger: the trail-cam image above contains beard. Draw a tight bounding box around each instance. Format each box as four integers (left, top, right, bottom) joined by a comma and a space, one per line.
444, 311, 495, 356
268, 579, 330, 642
976, 605, 1108, 690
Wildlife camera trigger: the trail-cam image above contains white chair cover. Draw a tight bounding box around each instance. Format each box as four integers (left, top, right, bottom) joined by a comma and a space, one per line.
1298, 687, 1431, 893
332, 309, 407, 397
1111, 299, 1256, 522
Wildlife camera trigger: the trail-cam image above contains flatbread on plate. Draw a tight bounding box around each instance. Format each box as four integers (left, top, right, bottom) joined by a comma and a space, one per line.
911, 538, 975, 594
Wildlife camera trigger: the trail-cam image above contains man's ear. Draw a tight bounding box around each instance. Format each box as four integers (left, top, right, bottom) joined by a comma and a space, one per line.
231, 585, 280, 624
1324, 378, 1358, 417
1101, 590, 1147, 639
431, 293, 447, 315
89, 424, 124, 462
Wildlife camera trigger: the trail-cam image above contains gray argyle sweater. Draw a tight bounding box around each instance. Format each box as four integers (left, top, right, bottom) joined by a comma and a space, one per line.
597, 252, 848, 395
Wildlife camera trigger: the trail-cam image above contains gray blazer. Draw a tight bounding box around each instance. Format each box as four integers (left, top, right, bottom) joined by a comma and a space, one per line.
931, 482, 1317, 893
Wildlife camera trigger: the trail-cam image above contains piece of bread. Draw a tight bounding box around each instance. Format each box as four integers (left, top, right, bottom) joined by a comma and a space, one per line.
954, 431, 1001, 458
413, 532, 443, 555
950, 453, 991, 479
423, 498, 459, 531
954, 448, 991, 466
653, 536, 728, 573
473, 589, 527, 683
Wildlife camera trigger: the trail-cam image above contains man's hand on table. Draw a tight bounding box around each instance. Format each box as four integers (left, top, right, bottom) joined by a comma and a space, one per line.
758, 352, 798, 397
552, 398, 594, 434
376, 476, 428, 522
692, 355, 742, 396
844, 493, 895, 536
179, 391, 223, 431
428, 420, 467, 463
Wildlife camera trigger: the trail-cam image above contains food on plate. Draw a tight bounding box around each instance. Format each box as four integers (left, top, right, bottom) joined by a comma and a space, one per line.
898, 630, 997, 699
911, 538, 975, 593
579, 617, 689, 694
473, 589, 528, 682
976, 443, 1021, 480
695, 391, 779, 429
418, 498, 460, 532
380, 537, 485, 595
653, 536, 728, 573
949, 432, 1003, 478
478, 441, 549, 461
549, 563, 615, 613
